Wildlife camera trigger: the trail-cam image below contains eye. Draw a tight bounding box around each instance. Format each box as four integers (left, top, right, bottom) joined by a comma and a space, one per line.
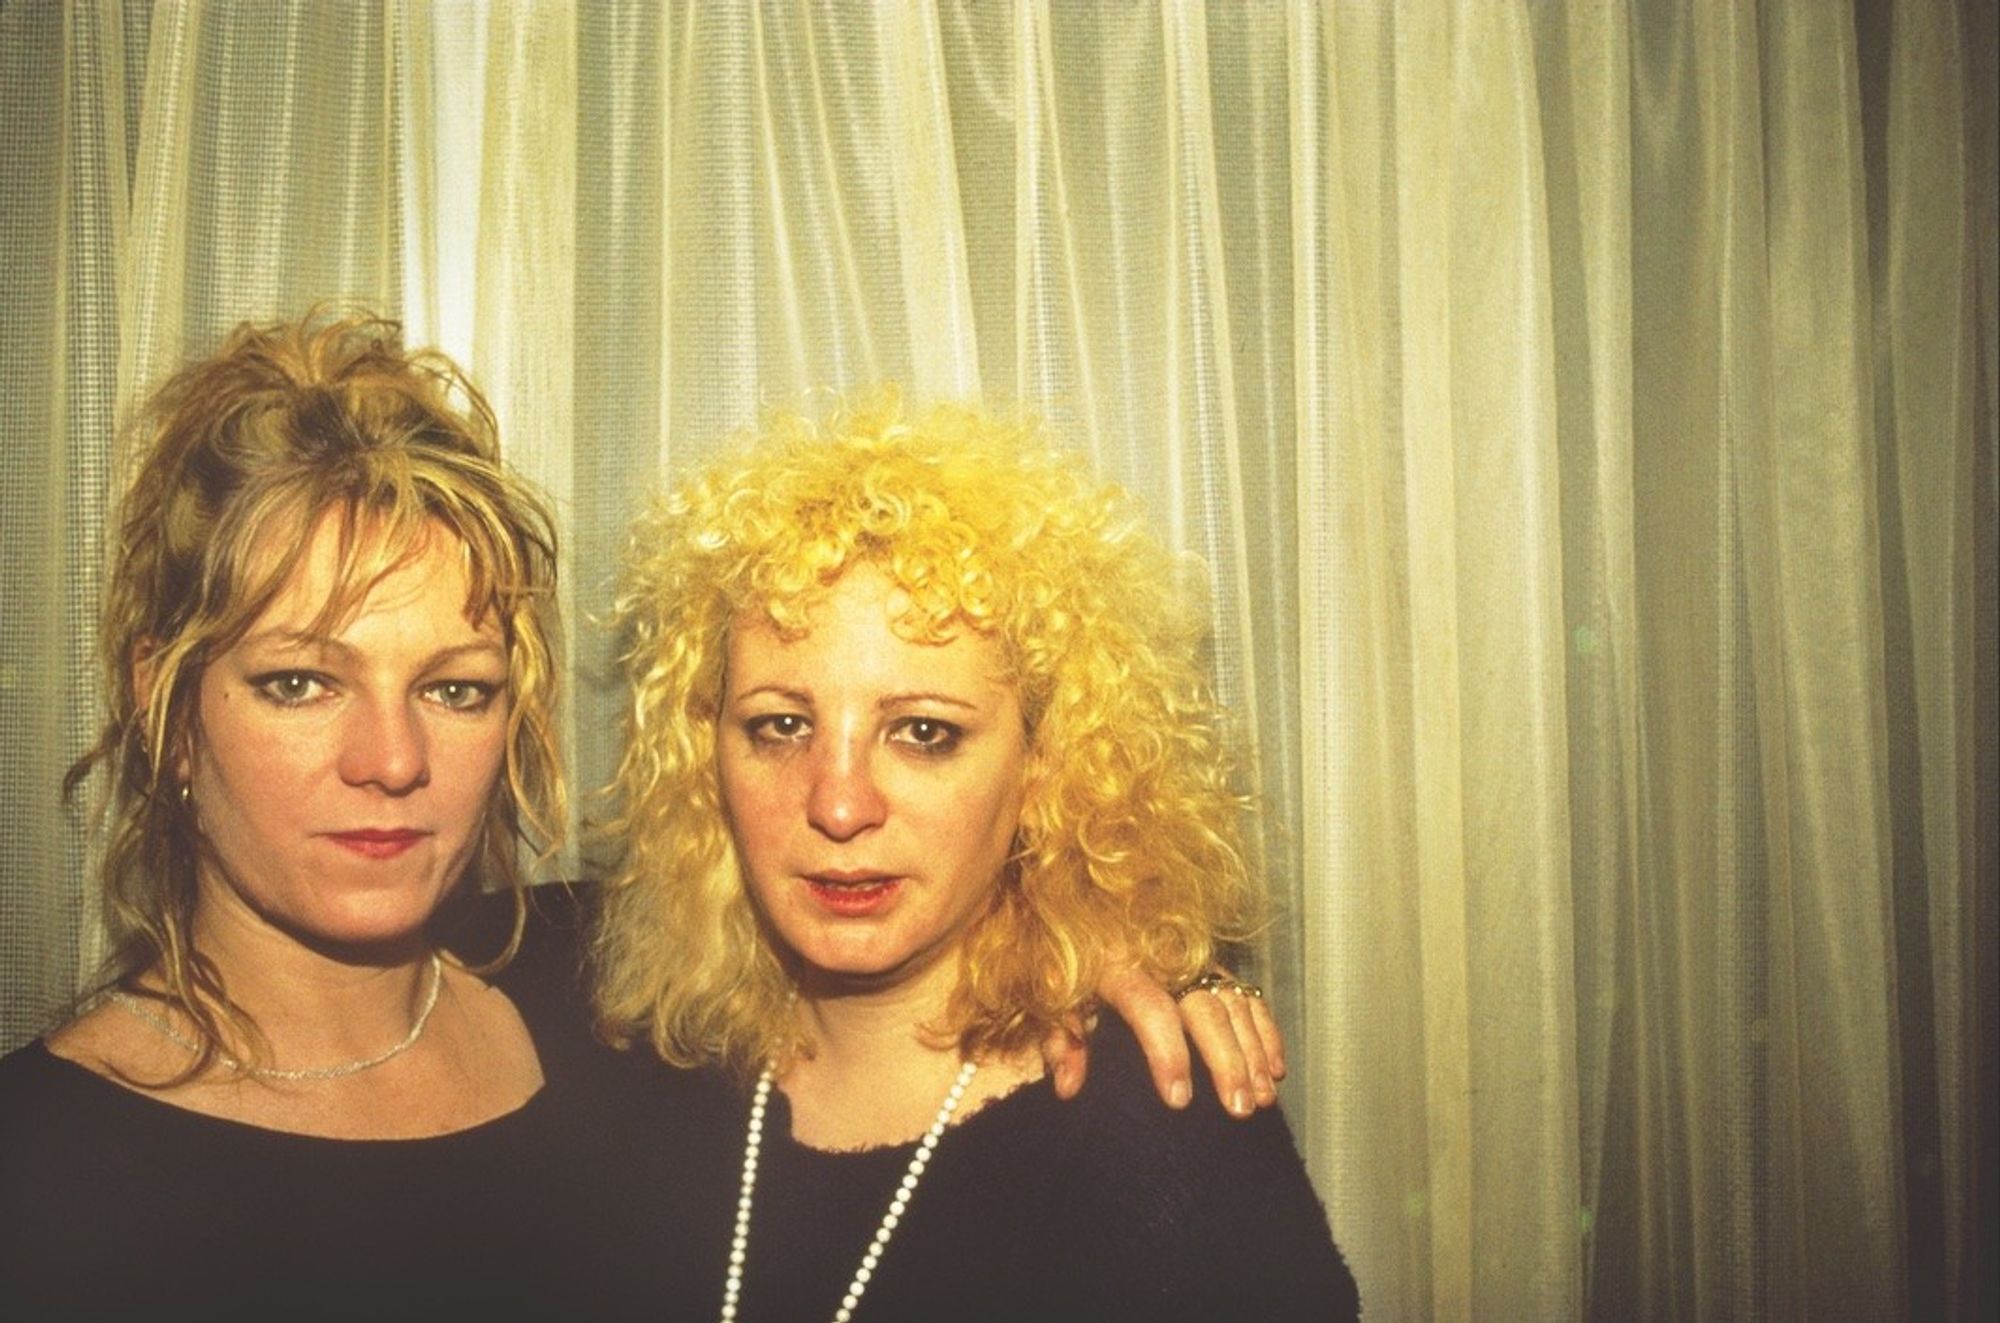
423, 679, 501, 713
745, 712, 812, 745
250, 672, 331, 707
890, 716, 963, 755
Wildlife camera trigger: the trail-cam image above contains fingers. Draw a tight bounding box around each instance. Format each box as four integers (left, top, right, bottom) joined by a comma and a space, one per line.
1086, 951, 1287, 1116
1248, 985, 1286, 1080
1101, 964, 1196, 1109
1217, 984, 1277, 1104
1177, 985, 1258, 1117
1041, 1021, 1089, 1100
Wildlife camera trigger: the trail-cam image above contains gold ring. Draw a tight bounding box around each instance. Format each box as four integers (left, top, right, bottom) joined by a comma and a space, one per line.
1169, 972, 1233, 1001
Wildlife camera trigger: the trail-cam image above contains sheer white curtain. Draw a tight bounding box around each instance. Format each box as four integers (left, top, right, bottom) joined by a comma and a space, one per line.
3, 3, 1993, 1319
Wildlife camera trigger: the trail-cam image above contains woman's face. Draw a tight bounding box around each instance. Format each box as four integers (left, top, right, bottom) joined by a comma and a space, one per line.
717, 567, 1029, 996
182, 515, 511, 953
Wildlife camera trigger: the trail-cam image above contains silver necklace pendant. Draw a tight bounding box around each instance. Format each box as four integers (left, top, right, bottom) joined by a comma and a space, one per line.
107, 951, 445, 1082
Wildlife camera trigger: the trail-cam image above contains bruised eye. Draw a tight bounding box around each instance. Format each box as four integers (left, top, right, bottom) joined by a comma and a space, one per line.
745, 713, 812, 745
251, 672, 331, 707
423, 679, 501, 713
890, 717, 963, 755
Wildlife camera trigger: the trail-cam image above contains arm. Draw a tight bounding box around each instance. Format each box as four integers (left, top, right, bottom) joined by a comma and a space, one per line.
1044, 960, 1286, 1117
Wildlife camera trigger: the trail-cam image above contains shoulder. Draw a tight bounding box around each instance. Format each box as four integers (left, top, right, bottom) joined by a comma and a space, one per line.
0, 1035, 160, 1220
1063, 1016, 1296, 1174
13, 994, 196, 1117
37, 993, 183, 1081
449, 881, 715, 1111
0, 1040, 120, 1309
1053, 1018, 1361, 1321
441, 881, 593, 1035
439, 879, 593, 973
0, 1036, 65, 1115
1, 1034, 141, 1160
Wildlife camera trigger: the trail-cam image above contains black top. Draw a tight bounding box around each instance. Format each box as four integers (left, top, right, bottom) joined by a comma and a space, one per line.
608, 1019, 1360, 1322
1, 888, 1358, 1321
0, 887, 708, 1322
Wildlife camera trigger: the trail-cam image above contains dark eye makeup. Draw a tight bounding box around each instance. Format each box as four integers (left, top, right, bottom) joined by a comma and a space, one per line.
249, 671, 331, 707
744, 712, 813, 744
888, 716, 964, 755
246, 671, 503, 713
422, 679, 503, 713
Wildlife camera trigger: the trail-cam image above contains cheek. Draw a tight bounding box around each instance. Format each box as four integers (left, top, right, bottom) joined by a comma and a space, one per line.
469, 724, 509, 783
942, 772, 1028, 880
718, 758, 789, 861
198, 699, 315, 799
441, 725, 511, 822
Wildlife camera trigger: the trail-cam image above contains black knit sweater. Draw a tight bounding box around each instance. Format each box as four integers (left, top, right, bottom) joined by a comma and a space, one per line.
613, 1019, 1361, 1322
0, 888, 1357, 1320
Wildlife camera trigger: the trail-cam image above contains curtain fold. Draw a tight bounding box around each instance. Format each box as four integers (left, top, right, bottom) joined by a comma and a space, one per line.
3, 3, 1993, 1318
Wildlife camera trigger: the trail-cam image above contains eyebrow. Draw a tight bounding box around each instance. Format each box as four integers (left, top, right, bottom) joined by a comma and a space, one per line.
731, 684, 979, 712
237, 632, 506, 668
881, 691, 980, 711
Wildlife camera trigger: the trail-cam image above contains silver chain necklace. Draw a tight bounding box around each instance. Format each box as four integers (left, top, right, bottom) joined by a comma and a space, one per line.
107, 952, 444, 1082
721, 1058, 979, 1323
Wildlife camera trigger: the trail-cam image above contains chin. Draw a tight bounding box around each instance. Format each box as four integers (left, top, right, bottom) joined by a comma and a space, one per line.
277, 889, 445, 957
788, 938, 952, 994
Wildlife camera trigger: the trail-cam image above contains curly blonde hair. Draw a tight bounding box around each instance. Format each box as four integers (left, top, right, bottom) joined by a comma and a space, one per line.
69, 309, 564, 1080
595, 391, 1256, 1076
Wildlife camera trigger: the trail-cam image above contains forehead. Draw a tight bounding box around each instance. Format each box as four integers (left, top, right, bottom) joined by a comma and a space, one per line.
726, 568, 1007, 689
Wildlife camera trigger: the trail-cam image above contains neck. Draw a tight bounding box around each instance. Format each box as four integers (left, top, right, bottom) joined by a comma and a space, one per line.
779, 958, 1041, 1150
792, 956, 958, 1078
176, 883, 438, 1069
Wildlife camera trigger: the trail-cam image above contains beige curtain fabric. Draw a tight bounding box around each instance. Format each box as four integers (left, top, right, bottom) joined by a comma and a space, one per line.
2, 3, 1993, 1319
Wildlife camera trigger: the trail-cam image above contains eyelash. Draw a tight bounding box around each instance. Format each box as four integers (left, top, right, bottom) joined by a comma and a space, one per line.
890, 717, 963, 755
741, 713, 964, 756
247, 672, 501, 714
744, 713, 812, 745
422, 680, 501, 713
251, 671, 331, 708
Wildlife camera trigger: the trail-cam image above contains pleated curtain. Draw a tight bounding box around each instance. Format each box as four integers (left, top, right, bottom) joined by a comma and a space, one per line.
2, 3, 1993, 1318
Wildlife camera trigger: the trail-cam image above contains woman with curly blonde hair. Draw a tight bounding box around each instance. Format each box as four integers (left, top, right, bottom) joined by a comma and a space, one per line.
596, 393, 1357, 1321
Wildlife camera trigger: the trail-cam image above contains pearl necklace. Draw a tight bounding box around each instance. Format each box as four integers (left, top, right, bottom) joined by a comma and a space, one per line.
721, 1058, 979, 1323
107, 952, 444, 1082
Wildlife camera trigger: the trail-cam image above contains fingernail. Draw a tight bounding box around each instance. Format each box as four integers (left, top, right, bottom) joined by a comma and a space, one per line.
1169, 1079, 1192, 1109
1230, 1088, 1251, 1117
1255, 1073, 1276, 1100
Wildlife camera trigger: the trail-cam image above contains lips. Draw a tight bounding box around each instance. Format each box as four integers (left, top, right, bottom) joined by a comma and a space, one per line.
323, 829, 430, 860
803, 871, 903, 916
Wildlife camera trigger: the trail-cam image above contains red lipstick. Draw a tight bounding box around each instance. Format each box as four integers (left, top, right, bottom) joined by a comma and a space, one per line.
324, 829, 429, 860
803, 871, 902, 916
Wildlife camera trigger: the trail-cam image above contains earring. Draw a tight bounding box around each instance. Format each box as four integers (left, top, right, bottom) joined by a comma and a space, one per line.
178, 783, 192, 807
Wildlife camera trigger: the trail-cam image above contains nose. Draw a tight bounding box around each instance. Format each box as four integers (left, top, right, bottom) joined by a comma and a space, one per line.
805, 739, 886, 842
338, 697, 430, 795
